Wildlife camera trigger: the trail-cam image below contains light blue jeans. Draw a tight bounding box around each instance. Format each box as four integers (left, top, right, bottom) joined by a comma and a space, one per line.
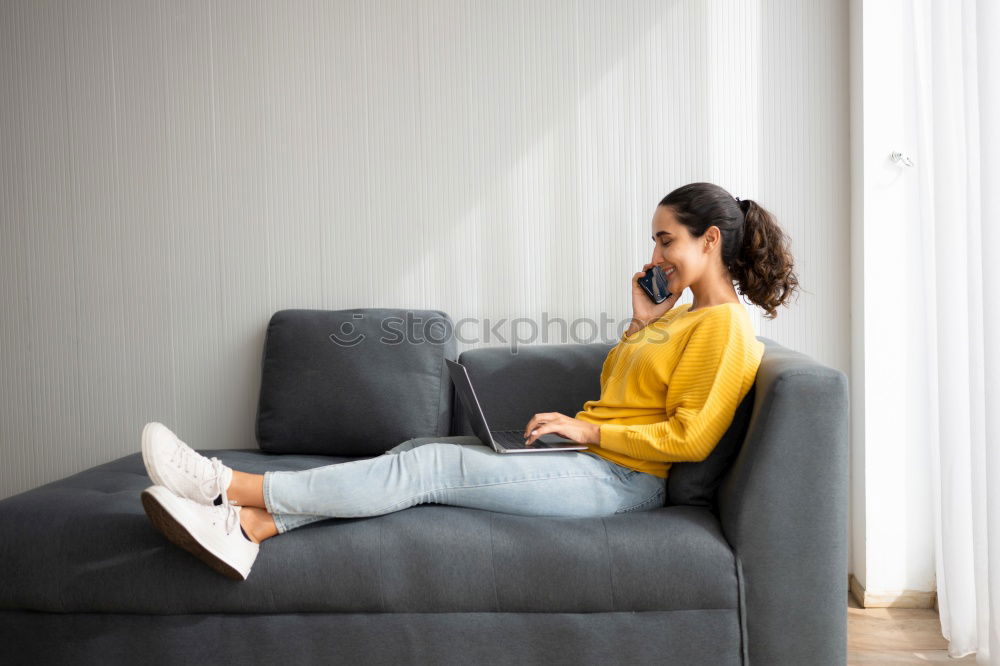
261, 440, 668, 534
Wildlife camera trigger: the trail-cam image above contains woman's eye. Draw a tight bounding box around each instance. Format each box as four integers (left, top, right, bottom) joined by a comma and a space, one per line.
660, 241, 670, 247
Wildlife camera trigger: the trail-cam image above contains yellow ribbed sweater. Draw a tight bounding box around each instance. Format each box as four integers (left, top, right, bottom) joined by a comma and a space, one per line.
575, 301, 765, 479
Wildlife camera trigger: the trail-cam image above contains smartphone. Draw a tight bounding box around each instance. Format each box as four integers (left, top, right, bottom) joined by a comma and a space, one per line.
638, 266, 672, 304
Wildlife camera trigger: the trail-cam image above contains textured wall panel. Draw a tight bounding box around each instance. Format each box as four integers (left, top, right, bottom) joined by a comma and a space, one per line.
0, 0, 849, 500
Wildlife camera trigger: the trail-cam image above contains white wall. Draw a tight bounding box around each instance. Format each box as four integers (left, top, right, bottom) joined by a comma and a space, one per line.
0, 0, 852, 593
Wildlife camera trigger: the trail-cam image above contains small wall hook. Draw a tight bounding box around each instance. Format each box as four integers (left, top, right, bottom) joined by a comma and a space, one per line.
890, 151, 915, 167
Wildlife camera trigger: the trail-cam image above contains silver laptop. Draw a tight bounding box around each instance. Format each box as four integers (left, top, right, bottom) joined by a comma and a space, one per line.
445, 358, 588, 453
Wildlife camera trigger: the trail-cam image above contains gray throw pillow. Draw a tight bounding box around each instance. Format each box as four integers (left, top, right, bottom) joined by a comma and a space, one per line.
665, 383, 757, 509
255, 308, 456, 456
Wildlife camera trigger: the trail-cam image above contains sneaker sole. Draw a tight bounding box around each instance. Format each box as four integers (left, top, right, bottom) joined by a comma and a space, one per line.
141, 486, 248, 581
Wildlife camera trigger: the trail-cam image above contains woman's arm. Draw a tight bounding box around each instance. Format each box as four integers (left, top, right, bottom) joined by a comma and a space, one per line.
597, 309, 757, 462
598, 330, 633, 392
598, 316, 662, 393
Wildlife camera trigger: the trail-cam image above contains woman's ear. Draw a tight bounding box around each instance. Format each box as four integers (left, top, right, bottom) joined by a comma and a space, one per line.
703, 226, 722, 252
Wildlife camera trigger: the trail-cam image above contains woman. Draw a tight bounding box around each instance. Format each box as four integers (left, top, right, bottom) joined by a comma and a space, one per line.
140, 181, 800, 581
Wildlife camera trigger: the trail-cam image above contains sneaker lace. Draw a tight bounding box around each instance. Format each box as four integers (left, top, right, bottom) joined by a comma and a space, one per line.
169, 446, 230, 504
214, 499, 240, 536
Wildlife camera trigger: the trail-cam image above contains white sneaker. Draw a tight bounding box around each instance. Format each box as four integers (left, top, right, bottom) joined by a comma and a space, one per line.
141, 422, 234, 505
141, 484, 259, 580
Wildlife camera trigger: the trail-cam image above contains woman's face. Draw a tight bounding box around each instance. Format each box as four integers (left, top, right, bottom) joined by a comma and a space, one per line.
649, 206, 716, 294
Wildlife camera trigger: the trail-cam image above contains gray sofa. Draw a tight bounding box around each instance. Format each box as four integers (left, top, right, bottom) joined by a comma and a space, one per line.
0, 307, 849, 665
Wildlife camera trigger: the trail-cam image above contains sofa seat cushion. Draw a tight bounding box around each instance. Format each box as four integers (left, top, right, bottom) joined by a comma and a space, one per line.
0, 449, 740, 614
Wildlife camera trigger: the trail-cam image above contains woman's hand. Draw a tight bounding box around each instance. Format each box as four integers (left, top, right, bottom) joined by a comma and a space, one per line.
629, 262, 682, 335
522, 413, 600, 447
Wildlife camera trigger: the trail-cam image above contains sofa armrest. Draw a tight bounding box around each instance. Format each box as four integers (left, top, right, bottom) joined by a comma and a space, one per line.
716, 338, 849, 666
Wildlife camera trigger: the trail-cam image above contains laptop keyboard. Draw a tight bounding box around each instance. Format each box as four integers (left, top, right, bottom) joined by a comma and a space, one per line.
491, 429, 552, 449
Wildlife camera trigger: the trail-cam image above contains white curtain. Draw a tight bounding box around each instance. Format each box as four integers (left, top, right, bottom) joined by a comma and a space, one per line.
913, 0, 1000, 662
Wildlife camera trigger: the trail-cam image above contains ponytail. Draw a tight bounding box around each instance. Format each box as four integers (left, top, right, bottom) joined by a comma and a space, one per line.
729, 199, 800, 320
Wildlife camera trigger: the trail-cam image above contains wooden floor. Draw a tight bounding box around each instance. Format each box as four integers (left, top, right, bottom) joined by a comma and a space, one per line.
848, 590, 978, 664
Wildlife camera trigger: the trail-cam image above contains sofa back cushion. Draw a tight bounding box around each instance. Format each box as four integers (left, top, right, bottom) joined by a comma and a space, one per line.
451, 343, 610, 435
452, 340, 760, 509
255, 308, 456, 456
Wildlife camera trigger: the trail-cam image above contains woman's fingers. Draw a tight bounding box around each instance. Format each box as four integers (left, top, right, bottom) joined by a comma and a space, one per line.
634, 262, 655, 281
524, 422, 553, 446
523, 412, 561, 438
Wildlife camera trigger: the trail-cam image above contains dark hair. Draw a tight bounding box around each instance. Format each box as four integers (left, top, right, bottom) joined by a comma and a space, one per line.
658, 182, 801, 320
